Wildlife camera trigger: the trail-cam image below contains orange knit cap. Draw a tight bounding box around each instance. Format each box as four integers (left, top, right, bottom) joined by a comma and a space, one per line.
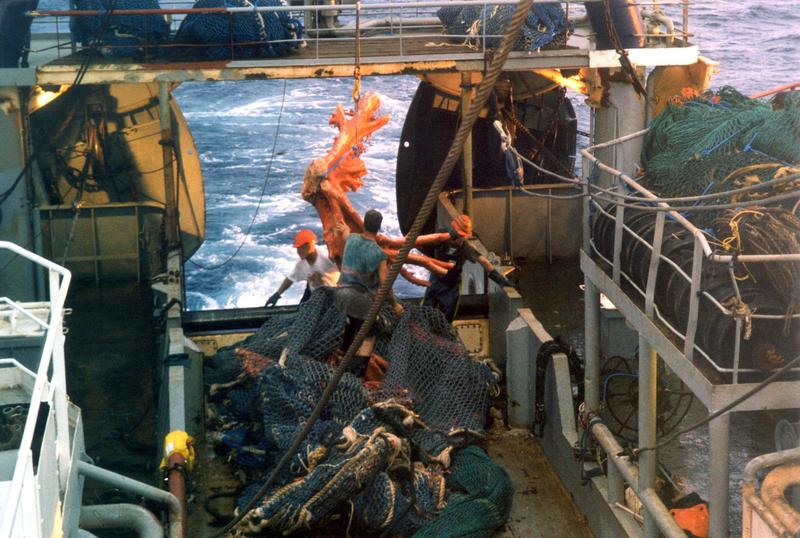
451, 215, 473, 238
293, 229, 317, 248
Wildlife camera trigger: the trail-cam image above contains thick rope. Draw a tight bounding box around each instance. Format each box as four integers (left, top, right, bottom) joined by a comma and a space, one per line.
214, 1, 537, 535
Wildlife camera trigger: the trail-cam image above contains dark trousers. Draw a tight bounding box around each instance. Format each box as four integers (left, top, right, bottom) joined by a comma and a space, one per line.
423, 278, 459, 322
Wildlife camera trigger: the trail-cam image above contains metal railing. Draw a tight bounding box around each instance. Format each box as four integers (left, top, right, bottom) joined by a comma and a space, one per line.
22, 0, 692, 65
0, 242, 72, 537
580, 131, 800, 381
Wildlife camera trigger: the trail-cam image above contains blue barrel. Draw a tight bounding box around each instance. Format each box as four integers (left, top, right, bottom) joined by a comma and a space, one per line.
585, 0, 644, 50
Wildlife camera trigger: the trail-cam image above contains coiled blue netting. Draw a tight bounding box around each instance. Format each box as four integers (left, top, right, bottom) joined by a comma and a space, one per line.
437, 2, 571, 51
70, 0, 170, 57
175, 0, 303, 59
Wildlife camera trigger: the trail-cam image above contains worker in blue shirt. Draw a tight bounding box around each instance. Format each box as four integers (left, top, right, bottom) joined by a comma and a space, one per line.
334, 209, 403, 374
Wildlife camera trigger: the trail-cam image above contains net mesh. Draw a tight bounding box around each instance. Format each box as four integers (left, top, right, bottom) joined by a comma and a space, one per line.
175, 0, 304, 60
205, 287, 510, 535
436, 2, 571, 51
640, 87, 800, 223
71, 0, 171, 56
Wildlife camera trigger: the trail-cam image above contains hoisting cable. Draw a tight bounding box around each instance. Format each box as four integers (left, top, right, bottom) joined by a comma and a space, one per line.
352, 0, 361, 104
187, 79, 288, 271
211, 0, 537, 535
634, 352, 800, 456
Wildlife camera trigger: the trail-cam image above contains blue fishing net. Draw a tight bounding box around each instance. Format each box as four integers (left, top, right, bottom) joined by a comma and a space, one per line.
70, 0, 170, 57
437, 2, 571, 51
175, 0, 303, 60
413, 445, 513, 538
205, 287, 510, 534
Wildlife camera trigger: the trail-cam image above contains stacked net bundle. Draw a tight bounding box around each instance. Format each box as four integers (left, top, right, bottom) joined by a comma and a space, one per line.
70, 0, 170, 56
204, 288, 511, 535
175, 0, 303, 60
640, 86, 800, 218
437, 3, 571, 52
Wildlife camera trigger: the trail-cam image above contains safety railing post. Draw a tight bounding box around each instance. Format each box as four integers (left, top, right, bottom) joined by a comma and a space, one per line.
49, 267, 71, 490
638, 337, 658, 538
683, 236, 704, 360
682, 0, 689, 43
708, 413, 731, 538
611, 174, 625, 285
584, 281, 601, 412
644, 211, 665, 318
582, 155, 600, 413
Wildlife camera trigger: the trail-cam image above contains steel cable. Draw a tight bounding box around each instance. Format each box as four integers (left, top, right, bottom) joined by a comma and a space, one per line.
212, 0, 536, 534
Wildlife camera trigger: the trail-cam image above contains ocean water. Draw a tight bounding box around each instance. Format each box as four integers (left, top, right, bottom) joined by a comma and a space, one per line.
177, 1, 799, 310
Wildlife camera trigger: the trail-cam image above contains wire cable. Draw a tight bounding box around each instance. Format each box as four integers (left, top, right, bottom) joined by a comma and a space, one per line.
635, 352, 800, 455
187, 79, 287, 271
510, 144, 800, 206
209, 1, 537, 534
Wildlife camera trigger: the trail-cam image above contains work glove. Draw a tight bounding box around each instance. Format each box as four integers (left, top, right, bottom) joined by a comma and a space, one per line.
488, 269, 514, 289
265, 292, 281, 307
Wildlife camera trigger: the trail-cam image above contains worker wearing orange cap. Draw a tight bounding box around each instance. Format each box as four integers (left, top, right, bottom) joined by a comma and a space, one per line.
423, 214, 513, 321
265, 229, 340, 306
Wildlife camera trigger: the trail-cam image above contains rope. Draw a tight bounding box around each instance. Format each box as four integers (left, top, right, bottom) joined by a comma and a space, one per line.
501, 126, 800, 206
213, 1, 536, 535
187, 79, 287, 271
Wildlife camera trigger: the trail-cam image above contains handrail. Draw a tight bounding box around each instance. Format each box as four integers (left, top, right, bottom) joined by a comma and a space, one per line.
581, 132, 800, 264
581, 132, 800, 378
591, 420, 687, 537
0, 241, 72, 537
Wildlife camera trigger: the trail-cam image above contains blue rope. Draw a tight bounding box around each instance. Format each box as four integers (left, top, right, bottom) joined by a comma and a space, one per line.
699, 126, 747, 158
601, 372, 638, 404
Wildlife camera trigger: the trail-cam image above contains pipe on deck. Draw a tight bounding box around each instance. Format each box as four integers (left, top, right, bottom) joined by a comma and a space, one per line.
80, 504, 164, 538
590, 420, 687, 538
77, 460, 183, 538
166, 452, 188, 538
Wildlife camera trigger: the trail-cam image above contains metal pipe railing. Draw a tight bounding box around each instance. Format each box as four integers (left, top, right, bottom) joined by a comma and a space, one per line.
80, 504, 165, 538
590, 419, 687, 537
78, 461, 183, 538
0, 241, 72, 537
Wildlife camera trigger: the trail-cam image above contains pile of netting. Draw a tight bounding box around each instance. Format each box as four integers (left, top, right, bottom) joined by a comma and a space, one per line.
71, 0, 170, 57
436, 2, 571, 52
70, 0, 303, 59
640, 86, 800, 220
204, 287, 512, 536
175, 0, 303, 60
591, 87, 800, 373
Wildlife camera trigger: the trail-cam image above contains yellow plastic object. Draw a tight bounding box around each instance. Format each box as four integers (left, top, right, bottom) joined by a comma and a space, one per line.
159, 430, 195, 472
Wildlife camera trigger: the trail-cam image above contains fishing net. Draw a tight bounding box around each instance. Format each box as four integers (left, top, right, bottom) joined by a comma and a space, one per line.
414, 445, 513, 538
640, 87, 800, 216
70, 0, 170, 56
175, 0, 303, 60
437, 2, 571, 52
205, 287, 510, 535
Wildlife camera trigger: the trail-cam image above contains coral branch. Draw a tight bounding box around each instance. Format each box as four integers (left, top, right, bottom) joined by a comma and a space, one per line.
301, 93, 456, 285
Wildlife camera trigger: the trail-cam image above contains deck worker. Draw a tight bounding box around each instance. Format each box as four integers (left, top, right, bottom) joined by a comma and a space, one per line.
334, 209, 404, 374
265, 229, 340, 306
423, 214, 513, 321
